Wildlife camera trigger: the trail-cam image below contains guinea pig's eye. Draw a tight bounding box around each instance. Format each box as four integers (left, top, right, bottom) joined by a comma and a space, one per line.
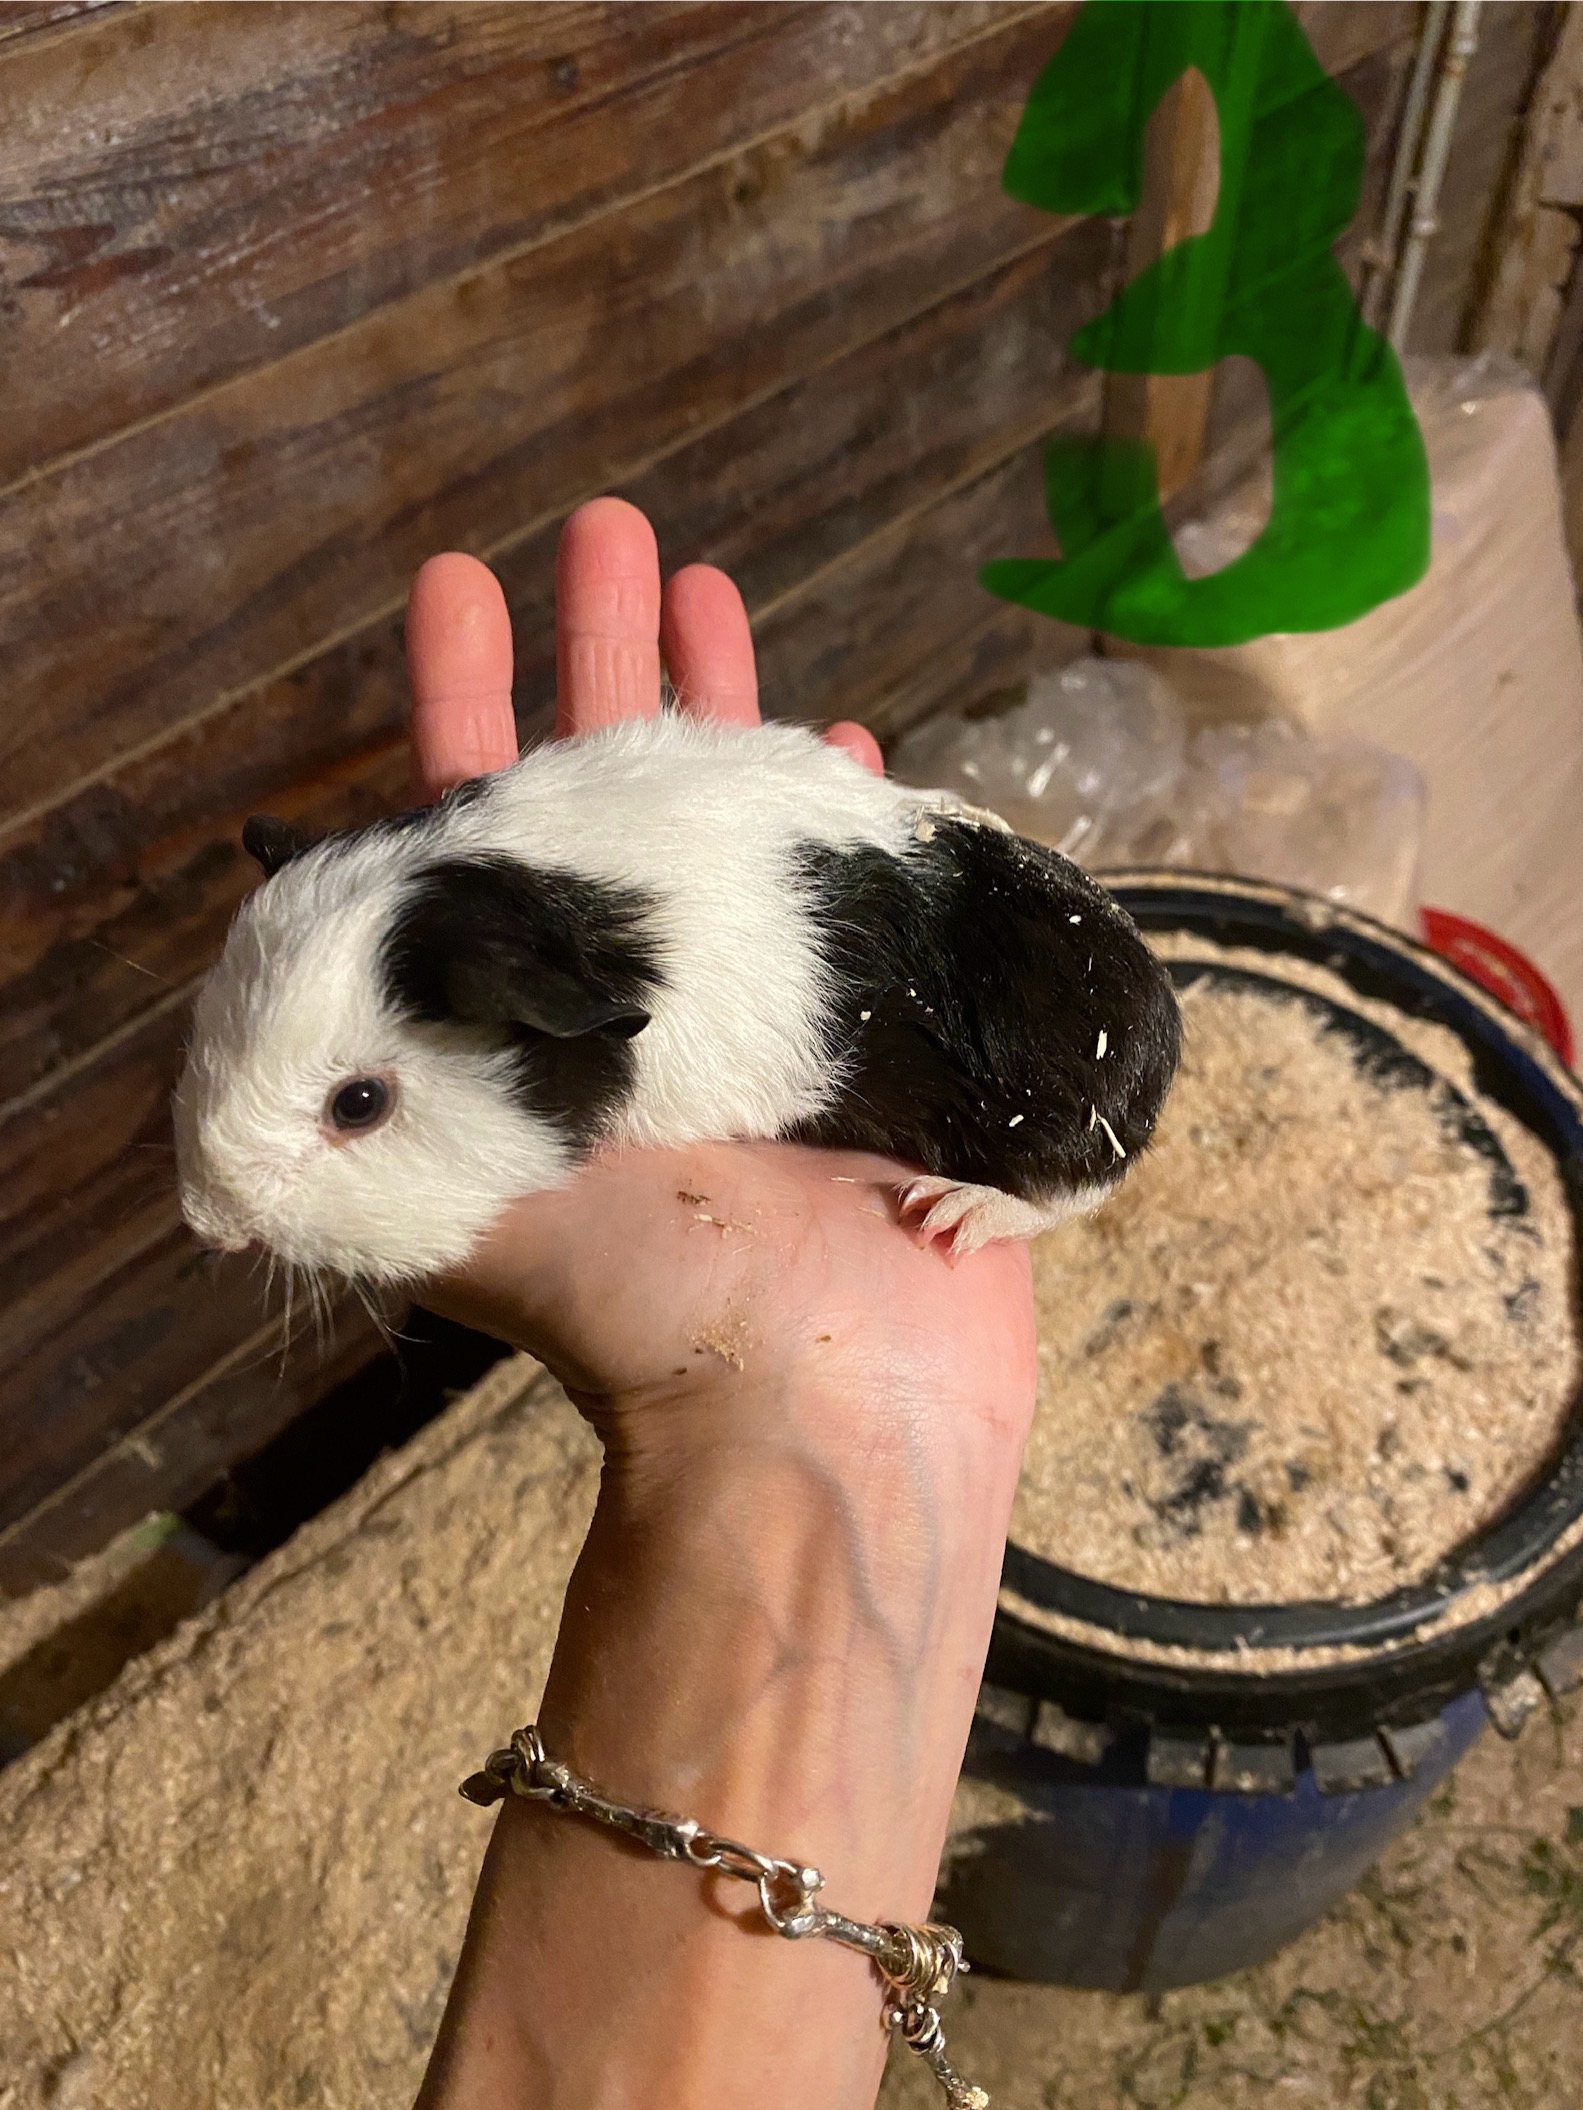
326, 1076, 393, 1134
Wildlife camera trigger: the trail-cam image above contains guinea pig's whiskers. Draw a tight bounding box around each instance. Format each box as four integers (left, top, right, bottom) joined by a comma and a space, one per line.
307, 1267, 336, 1354
352, 1280, 399, 1351
276, 1264, 298, 1377
89, 939, 170, 983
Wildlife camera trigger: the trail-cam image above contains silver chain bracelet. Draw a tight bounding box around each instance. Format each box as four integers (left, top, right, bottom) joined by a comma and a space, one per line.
461, 1724, 988, 2109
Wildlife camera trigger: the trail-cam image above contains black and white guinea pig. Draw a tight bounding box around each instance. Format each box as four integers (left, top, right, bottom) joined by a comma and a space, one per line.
173, 714, 1181, 1287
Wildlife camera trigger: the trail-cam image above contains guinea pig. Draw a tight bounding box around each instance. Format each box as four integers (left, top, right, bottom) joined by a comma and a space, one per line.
174, 713, 1180, 1288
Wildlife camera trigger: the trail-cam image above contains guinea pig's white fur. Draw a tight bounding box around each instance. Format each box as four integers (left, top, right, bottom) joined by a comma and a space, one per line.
177, 715, 935, 1286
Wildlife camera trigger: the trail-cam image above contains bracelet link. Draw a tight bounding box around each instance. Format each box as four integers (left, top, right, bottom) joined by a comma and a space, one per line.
460, 1723, 987, 2108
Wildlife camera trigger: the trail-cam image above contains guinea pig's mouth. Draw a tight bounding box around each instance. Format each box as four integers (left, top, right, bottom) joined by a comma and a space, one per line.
178, 1181, 263, 1259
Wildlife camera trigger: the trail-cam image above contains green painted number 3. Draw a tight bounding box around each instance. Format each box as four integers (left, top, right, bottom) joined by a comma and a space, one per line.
981, 0, 1430, 647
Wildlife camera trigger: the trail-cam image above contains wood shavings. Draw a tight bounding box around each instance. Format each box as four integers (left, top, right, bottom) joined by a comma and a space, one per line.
691, 1310, 750, 1370
1095, 1112, 1126, 1161
1013, 973, 1581, 1613
1095, 1028, 1108, 1060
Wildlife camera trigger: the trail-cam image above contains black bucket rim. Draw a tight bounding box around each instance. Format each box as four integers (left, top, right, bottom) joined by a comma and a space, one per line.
997, 870, 1583, 1678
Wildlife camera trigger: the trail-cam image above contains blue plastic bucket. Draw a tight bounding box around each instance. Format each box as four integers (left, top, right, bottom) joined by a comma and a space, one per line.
949, 875, 1583, 1991
944, 1688, 1486, 1991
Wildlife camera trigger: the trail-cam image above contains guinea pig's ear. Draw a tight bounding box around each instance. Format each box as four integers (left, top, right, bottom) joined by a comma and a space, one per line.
242, 815, 315, 878
386, 857, 656, 1042
446, 960, 650, 1040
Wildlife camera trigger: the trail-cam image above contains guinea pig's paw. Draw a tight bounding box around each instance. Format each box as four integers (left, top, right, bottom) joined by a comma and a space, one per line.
897, 1176, 1063, 1258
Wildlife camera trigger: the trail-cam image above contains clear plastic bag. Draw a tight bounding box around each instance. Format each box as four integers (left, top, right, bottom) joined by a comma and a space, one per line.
1191, 720, 1426, 923
890, 657, 1427, 925
891, 657, 1187, 861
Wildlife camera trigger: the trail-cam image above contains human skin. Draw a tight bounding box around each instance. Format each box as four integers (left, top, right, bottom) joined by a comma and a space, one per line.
405, 501, 1038, 2110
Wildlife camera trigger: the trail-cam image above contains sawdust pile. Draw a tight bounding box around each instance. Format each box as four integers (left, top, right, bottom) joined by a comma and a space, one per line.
1015, 970, 1581, 1606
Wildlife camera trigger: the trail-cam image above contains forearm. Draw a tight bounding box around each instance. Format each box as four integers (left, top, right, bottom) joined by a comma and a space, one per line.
417, 1357, 1025, 2110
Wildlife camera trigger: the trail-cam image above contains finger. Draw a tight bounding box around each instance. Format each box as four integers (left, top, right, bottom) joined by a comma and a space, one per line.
555, 497, 663, 738
660, 564, 760, 726
406, 554, 518, 801
823, 720, 884, 777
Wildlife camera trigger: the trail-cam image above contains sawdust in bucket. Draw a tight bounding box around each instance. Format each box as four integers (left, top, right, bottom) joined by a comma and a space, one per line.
1013, 945, 1582, 1609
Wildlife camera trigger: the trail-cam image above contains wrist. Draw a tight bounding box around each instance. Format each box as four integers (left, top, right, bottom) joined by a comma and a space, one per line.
418, 1358, 1028, 2110
541, 1356, 1026, 1913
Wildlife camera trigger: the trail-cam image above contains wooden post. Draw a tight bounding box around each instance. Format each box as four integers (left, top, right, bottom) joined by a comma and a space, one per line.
1103, 64, 1222, 504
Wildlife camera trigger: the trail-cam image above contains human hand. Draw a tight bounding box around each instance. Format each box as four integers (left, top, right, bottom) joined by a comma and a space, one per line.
409, 501, 1036, 2110
404, 500, 1037, 1478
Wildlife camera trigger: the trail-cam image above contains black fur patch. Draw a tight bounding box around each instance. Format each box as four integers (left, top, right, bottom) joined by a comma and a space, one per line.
790, 821, 1181, 1200
382, 855, 665, 1144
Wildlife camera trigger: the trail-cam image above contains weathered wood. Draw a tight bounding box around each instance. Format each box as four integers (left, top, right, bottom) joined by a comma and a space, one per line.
0, 23, 1419, 1116
0, 3, 1446, 1585
0, 1223, 278, 1541
0, 1, 115, 51
0, 1, 1030, 489
1193, 35, 1416, 476
1409, 0, 1555, 356
1, 999, 192, 1332
869, 603, 1092, 753
0, 220, 1109, 1108
753, 443, 1059, 730
1471, 3, 1583, 373
1293, 2, 1418, 85
0, 12, 1078, 836
0, 1298, 382, 1596
1103, 65, 1221, 505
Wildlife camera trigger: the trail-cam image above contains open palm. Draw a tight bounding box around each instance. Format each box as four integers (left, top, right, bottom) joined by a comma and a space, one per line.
406, 500, 1039, 1462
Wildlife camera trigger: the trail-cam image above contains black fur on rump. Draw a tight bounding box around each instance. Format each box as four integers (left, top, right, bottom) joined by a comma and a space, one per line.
381, 854, 665, 1144
790, 820, 1181, 1199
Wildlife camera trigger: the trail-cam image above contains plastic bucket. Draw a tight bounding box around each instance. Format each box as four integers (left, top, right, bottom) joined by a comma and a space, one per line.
946, 874, 1583, 1992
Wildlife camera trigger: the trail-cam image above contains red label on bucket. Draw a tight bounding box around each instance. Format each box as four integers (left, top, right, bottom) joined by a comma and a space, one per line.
1419, 908, 1575, 1070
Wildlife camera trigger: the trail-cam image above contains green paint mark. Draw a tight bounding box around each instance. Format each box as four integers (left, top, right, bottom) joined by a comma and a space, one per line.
981, 0, 1430, 647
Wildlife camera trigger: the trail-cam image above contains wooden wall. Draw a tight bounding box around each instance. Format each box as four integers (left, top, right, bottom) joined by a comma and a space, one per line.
0, 1, 1477, 1594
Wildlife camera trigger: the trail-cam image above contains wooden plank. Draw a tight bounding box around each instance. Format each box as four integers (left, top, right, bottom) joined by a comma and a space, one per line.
0, 5, 1412, 1111
0, 1299, 382, 1596
1471, 2, 1583, 371
1293, 2, 1418, 85
1, 999, 191, 1341
1103, 65, 1221, 505
0, 218, 1110, 1109
0, 1, 1024, 489
0, 12, 1075, 835
0, 1, 116, 50
871, 602, 1091, 753
751, 442, 1059, 733
0, 1223, 282, 1541
1410, 1, 1553, 356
